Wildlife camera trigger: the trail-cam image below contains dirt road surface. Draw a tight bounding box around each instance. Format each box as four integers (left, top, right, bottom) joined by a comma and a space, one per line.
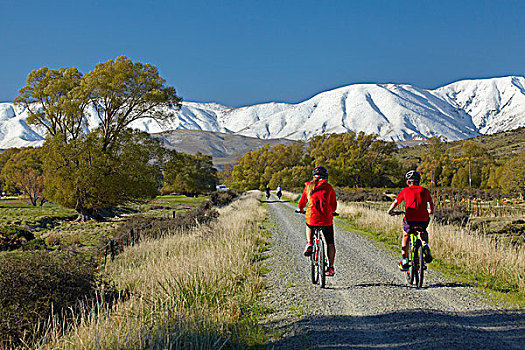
260, 195, 524, 349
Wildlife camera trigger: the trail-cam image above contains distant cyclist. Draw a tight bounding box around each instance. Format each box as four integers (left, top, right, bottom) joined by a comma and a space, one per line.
387, 170, 434, 271
265, 184, 271, 200
298, 166, 337, 276
276, 184, 282, 200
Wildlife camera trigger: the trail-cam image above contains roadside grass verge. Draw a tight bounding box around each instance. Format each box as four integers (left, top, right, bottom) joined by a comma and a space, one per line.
38, 194, 271, 349
337, 202, 525, 307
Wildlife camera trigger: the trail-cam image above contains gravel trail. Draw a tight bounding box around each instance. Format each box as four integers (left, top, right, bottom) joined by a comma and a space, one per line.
260, 195, 524, 349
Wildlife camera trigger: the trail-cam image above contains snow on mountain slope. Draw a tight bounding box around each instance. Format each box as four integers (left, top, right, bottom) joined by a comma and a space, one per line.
217, 102, 293, 132
236, 83, 480, 141
128, 102, 231, 134
434, 76, 525, 134
1, 76, 524, 149
0, 104, 43, 148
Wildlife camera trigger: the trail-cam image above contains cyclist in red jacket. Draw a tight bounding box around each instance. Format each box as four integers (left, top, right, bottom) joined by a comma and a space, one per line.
387, 170, 434, 270
298, 166, 338, 276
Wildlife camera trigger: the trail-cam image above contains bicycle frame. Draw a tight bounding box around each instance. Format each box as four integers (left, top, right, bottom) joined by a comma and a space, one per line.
311, 227, 327, 288
390, 210, 426, 288
406, 226, 425, 288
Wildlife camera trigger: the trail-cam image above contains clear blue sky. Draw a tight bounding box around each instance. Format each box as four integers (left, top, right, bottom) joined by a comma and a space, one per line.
1, 0, 524, 107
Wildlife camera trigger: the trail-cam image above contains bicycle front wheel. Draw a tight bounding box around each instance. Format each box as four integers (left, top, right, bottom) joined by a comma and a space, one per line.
417, 244, 425, 288
319, 239, 326, 288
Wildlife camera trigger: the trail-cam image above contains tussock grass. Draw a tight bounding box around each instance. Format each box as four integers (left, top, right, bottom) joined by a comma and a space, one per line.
281, 190, 300, 203
338, 202, 525, 299
38, 194, 268, 349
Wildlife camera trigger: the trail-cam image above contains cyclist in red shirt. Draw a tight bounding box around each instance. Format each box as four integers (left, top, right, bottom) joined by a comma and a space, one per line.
298, 166, 338, 276
387, 170, 434, 271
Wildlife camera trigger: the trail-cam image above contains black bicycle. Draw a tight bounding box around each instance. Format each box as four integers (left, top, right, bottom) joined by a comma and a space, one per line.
390, 211, 426, 288
296, 211, 338, 288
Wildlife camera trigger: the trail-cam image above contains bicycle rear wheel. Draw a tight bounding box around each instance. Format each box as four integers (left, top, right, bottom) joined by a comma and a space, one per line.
319, 239, 326, 288
417, 244, 425, 288
406, 239, 415, 285
311, 243, 318, 284
412, 242, 420, 287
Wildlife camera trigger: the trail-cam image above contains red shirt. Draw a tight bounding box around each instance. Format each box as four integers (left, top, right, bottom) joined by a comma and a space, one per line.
298, 179, 337, 226
396, 185, 432, 221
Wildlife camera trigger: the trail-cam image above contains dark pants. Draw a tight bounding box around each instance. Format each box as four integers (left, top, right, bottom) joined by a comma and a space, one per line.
403, 220, 429, 234
306, 224, 335, 245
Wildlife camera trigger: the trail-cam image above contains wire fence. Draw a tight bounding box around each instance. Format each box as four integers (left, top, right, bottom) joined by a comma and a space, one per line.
346, 195, 525, 218
435, 196, 525, 218
97, 210, 178, 267
98, 227, 136, 267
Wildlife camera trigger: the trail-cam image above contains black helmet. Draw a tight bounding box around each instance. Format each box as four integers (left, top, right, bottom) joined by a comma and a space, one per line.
405, 170, 421, 182
313, 166, 328, 179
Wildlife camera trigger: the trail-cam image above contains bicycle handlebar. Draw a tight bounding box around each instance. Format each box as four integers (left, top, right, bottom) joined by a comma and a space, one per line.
295, 209, 339, 216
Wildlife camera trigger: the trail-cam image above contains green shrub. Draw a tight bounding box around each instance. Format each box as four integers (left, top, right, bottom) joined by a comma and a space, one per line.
22, 238, 48, 251
113, 201, 220, 241
0, 251, 99, 348
209, 189, 243, 207
0, 225, 35, 251
336, 188, 392, 202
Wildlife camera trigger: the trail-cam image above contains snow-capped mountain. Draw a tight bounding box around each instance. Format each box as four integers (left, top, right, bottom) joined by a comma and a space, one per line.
2, 76, 525, 149
434, 76, 525, 135
0, 104, 44, 148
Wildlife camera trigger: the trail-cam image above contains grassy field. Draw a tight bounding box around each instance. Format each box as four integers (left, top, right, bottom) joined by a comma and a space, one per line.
0, 195, 209, 254
36, 193, 270, 349
0, 198, 76, 228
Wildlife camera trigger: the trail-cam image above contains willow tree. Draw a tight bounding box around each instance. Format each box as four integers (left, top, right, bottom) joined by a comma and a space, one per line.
43, 130, 164, 220
14, 67, 88, 141
232, 143, 306, 190
162, 152, 218, 195
501, 153, 525, 197
15, 57, 182, 220
83, 56, 182, 151
308, 132, 399, 187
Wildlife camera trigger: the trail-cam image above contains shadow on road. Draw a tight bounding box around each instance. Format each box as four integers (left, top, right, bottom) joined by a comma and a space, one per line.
258, 199, 290, 203
329, 281, 472, 290
424, 282, 472, 289
264, 309, 525, 349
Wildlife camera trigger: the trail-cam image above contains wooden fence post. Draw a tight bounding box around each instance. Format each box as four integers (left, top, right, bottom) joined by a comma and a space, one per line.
130, 228, 135, 245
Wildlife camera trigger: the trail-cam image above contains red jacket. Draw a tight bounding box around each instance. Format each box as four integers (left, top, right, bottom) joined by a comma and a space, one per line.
396, 185, 432, 221
298, 179, 337, 226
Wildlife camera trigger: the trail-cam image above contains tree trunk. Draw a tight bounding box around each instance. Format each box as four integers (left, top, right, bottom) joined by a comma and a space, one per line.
75, 207, 102, 222
76, 208, 94, 222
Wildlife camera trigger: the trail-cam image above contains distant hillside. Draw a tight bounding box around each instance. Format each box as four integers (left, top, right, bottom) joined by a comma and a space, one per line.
151, 129, 300, 170
396, 127, 525, 162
